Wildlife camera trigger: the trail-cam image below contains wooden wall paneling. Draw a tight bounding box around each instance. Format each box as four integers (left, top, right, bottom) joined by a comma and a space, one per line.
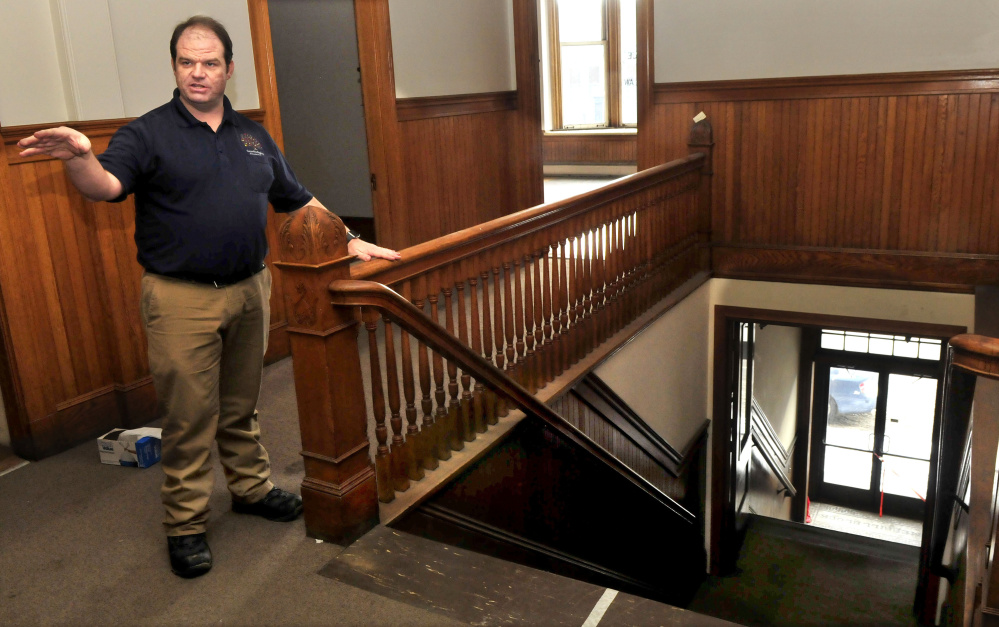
248, 0, 291, 363
647, 72, 999, 291
542, 133, 637, 165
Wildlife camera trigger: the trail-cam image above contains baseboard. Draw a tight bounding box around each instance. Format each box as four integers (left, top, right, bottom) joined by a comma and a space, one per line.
543, 164, 638, 177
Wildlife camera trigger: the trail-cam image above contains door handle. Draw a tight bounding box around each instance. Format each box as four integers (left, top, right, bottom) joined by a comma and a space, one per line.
883, 435, 891, 455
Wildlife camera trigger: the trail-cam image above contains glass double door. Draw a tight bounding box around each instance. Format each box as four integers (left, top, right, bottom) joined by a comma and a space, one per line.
813, 357, 939, 518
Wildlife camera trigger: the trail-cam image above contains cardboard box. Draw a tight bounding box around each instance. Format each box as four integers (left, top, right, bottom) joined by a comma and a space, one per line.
97, 428, 162, 468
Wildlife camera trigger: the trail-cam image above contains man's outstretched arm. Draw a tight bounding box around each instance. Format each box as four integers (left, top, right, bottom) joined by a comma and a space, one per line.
18, 127, 123, 202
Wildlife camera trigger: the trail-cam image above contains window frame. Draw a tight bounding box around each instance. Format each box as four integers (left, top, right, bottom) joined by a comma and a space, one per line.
546, 0, 632, 131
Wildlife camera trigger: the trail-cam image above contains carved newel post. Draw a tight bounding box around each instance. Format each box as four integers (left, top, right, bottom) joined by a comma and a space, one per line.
274, 205, 378, 544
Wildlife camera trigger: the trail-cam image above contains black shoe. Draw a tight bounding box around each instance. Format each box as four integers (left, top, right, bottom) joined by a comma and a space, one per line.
232, 487, 303, 522
167, 533, 212, 578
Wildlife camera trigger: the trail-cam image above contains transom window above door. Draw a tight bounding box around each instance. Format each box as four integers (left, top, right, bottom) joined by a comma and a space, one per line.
820, 330, 942, 361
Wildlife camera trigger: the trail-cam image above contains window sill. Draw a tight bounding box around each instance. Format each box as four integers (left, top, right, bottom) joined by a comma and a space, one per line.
544, 128, 637, 136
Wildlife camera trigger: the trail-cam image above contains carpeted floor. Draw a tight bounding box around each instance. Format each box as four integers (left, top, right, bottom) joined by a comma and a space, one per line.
688, 518, 920, 627
0, 357, 462, 627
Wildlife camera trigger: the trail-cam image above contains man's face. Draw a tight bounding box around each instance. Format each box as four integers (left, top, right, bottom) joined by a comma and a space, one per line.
172, 26, 233, 112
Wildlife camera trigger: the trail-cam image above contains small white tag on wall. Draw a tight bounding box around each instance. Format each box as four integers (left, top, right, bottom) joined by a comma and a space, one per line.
693, 111, 707, 123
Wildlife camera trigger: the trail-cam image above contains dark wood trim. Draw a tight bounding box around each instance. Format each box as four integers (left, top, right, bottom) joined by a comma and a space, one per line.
636, 0, 653, 169
714, 305, 967, 341
395, 91, 518, 122
713, 245, 999, 294
511, 0, 545, 212
792, 328, 819, 522
749, 400, 796, 497
571, 373, 709, 477
654, 69, 999, 104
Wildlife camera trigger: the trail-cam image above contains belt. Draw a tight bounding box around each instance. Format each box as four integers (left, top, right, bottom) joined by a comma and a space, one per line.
157, 264, 265, 289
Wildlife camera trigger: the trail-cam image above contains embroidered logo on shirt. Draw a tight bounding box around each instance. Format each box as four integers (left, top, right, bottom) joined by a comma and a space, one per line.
240, 133, 265, 156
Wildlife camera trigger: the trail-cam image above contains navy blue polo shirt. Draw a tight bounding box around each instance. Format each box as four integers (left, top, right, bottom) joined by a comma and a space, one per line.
98, 89, 313, 280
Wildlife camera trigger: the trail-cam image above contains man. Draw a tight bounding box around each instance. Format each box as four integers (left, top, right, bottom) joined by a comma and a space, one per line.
18, 15, 399, 578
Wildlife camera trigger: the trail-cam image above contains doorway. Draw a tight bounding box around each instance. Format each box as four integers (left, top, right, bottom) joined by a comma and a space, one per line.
811, 353, 941, 522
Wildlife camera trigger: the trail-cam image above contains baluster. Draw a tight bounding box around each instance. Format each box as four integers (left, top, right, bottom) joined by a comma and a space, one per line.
550, 238, 564, 379
523, 250, 538, 394
399, 283, 424, 481
455, 274, 474, 443
513, 254, 526, 385
382, 317, 410, 493
558, 239, 571, 374
581, 223, 596, 357
364, 309, 394, 503
541, 241, 555, 384
594, 223, 608, 346
531, 244, 547, 391
480, 268, 499, 425
469, 271, 487, 433
413, 293, 438, 471
492, 255, 508, 416
571, 231, 585, 365
443, 279, 463, 451
428, 285, 451, 461
565, 234, 578, 366
502, 258, 516, 377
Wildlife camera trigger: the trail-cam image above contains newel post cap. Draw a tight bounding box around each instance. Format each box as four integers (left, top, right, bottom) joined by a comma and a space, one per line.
277, 203, 349, 266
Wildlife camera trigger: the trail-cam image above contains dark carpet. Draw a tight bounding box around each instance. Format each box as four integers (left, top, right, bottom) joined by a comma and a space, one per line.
688, 518, 920, 627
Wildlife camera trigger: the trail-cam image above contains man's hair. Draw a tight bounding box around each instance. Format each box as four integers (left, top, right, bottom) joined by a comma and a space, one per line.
170, 16, 233, 65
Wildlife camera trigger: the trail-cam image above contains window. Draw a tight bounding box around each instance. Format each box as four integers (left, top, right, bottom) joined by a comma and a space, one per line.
545, 0, 637, 130
820, 330, 943, 361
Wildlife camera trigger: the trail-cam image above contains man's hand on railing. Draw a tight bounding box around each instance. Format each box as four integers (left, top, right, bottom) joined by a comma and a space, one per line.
348, 238, 401, 262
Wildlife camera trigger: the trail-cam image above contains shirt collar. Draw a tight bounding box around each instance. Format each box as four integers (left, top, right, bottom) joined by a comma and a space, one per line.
170, 88, 239, 129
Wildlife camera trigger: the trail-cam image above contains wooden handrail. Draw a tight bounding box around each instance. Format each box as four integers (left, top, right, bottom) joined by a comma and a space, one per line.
350, 153, 707, 287
328, 278, 697, 525
950, 334, 999, 380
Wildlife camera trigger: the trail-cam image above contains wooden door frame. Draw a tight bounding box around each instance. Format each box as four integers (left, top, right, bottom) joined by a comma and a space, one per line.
710, 305, 966, 575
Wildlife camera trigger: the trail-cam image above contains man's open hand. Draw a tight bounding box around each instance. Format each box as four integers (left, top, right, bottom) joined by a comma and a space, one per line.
348, 238, 401, 262
18, 126, 93, 161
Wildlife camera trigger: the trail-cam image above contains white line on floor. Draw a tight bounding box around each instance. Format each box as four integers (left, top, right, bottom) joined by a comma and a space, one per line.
581, 588, 618, 627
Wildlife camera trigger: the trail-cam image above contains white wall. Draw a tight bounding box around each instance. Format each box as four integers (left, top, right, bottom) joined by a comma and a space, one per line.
389, 0, 516, 98
595, 282, 712, 451
107, 0, 258, 115
0, 0, 258, 127
752, 323, 800, 449
0, 2, 69, 125
654, 0, 999, 83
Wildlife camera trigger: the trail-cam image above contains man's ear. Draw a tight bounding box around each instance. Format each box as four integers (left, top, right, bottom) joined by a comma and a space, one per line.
226, 60, 234, 80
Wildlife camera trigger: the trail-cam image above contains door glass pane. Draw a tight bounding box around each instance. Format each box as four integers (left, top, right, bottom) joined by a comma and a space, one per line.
881, 456, 930, 499
826, 368, 879, 450
561, 44, 607, 126
620, 0, 637, 125
824, 445, 873, 489
883, 373, 936, 461
558, 0, 605, 42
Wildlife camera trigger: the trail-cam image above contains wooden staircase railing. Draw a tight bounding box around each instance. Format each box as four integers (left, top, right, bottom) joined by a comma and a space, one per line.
274, 120, 714, 543
930, 334, 999, 625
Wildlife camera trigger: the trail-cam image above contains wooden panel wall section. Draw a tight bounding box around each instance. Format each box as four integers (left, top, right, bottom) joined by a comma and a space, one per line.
542, 133, 638, 165
355, 0, 543, 250
642, 70, 999, 292
0, 0, 290, 459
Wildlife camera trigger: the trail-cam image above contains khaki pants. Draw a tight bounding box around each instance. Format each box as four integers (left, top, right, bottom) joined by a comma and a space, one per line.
141, 268, 275, 536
